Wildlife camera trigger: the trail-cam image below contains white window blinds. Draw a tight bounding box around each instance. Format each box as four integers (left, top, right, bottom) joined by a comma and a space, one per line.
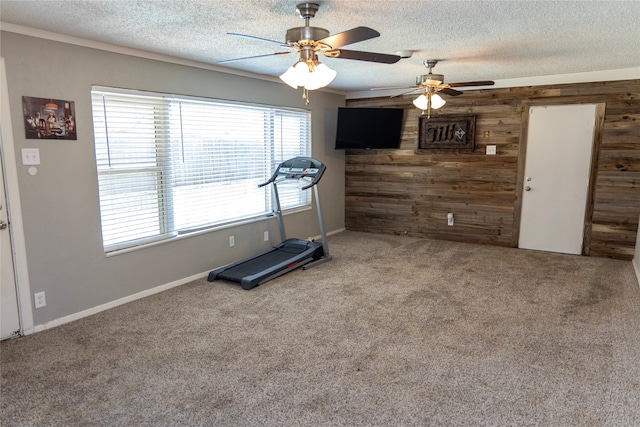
91, 87, 311, 252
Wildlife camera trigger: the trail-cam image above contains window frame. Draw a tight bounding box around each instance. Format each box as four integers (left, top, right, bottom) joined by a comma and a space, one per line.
91, 86, 312, 254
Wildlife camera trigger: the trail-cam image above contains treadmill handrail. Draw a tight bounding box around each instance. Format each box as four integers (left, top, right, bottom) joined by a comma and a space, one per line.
300, 179, 315, 191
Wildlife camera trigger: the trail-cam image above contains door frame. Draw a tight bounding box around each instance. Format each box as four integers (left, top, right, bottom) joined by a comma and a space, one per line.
512, 100, 606, 255
1, 57, 34, 336
1, 132, 20, 339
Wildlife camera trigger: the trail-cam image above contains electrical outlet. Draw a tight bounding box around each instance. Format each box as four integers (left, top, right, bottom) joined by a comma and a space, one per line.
264, 231, 269, 241
34, 291, 46, 308
486, 145, 497, 155
447, 213, 454, 226
229, 236, 235, 247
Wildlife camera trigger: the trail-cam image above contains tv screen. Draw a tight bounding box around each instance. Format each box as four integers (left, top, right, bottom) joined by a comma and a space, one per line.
334, 107, 404, 150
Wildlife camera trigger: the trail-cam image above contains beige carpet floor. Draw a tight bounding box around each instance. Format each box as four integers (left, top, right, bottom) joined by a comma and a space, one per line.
2, 231, 640, 426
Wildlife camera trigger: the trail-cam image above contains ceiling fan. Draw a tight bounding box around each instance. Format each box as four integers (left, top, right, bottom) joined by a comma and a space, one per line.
220, 2, 401, 102
372, 60, 495, 117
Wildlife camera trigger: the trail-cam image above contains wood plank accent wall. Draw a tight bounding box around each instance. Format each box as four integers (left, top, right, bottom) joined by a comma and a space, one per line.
344, 79, 640, 260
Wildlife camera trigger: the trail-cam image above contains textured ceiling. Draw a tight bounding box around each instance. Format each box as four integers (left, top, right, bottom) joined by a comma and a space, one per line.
1, 0, 639, 95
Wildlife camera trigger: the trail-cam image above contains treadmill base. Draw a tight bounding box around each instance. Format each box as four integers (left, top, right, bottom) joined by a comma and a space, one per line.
208, 239, 324, 290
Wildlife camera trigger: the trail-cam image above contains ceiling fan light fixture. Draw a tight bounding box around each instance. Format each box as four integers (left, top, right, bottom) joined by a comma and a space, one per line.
412, 94, 429, 110
279, 61, 308, 88
412, 93, 447, 111
279, 59, 336, 90
431, 93, 446, 109
304, 62, 336, 90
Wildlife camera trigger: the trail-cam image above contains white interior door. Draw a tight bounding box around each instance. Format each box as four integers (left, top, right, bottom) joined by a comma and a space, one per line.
1, 56, 22, 340
1, 138, 20, 340
519, 104, 597, 255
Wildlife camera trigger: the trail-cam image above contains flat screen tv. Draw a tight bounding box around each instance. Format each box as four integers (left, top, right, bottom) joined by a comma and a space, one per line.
334, 107, 404, 150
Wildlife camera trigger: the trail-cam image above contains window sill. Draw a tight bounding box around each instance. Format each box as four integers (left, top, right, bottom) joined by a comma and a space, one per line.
104, 205, 312, 257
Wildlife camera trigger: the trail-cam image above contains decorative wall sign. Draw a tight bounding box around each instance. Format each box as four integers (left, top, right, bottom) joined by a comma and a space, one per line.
418, 115, 476, 151
23, 96, 77, 140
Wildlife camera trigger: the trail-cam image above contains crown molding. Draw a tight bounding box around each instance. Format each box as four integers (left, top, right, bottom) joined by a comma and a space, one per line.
0, 22, 346, 96
346, 67, 640, 99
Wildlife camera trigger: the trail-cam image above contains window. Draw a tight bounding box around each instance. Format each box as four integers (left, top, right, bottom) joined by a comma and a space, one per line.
91, 87, 311, 252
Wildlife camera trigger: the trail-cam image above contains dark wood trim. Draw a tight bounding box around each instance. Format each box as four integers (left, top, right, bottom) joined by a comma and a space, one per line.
582, 103, 607, 256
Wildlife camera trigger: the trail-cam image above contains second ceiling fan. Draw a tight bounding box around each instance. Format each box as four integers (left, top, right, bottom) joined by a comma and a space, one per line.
373, 60, 495, 117
220, 2, 401, 102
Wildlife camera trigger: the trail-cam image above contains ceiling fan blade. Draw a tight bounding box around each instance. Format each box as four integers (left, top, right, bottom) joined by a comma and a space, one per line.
448, 80, 495, 88
391, 88, 423, 98
317, 26, 380, 49
219, 51, 294, 64
439, 87, 463, 96
227, 32, 290, 48
324, 49, 401, 64
370, 85, 418, 91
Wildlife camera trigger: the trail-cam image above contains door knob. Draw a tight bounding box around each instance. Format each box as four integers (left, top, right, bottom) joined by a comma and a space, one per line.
524, 186, 531, 192
0, 221, 7, 230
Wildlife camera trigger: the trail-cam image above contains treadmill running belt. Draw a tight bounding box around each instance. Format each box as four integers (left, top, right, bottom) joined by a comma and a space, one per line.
216, 245, 308, 281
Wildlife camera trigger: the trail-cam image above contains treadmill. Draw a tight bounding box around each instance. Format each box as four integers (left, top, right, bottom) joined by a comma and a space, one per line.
207, 157, 331, 290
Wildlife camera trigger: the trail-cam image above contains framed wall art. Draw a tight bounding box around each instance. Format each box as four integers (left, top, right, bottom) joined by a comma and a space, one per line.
23, 96, 77, 140
417, 115, 476, 151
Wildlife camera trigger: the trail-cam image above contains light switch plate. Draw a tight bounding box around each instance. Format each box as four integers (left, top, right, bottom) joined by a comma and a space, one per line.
21, 148, 40, 165
486, 145, 497, 155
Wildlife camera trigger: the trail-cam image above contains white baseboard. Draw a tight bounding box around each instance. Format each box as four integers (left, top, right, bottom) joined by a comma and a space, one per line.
329, 228, 346, 236
309, 227, 345, 240
28, 227, 347, 335
30, 228, 345, 335
634, 257, 640, 289
31, 271, 209, 334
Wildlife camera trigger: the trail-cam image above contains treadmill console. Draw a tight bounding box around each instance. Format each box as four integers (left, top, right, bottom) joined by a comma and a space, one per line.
260, 157, 326, 189
277, 167, 320, 178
